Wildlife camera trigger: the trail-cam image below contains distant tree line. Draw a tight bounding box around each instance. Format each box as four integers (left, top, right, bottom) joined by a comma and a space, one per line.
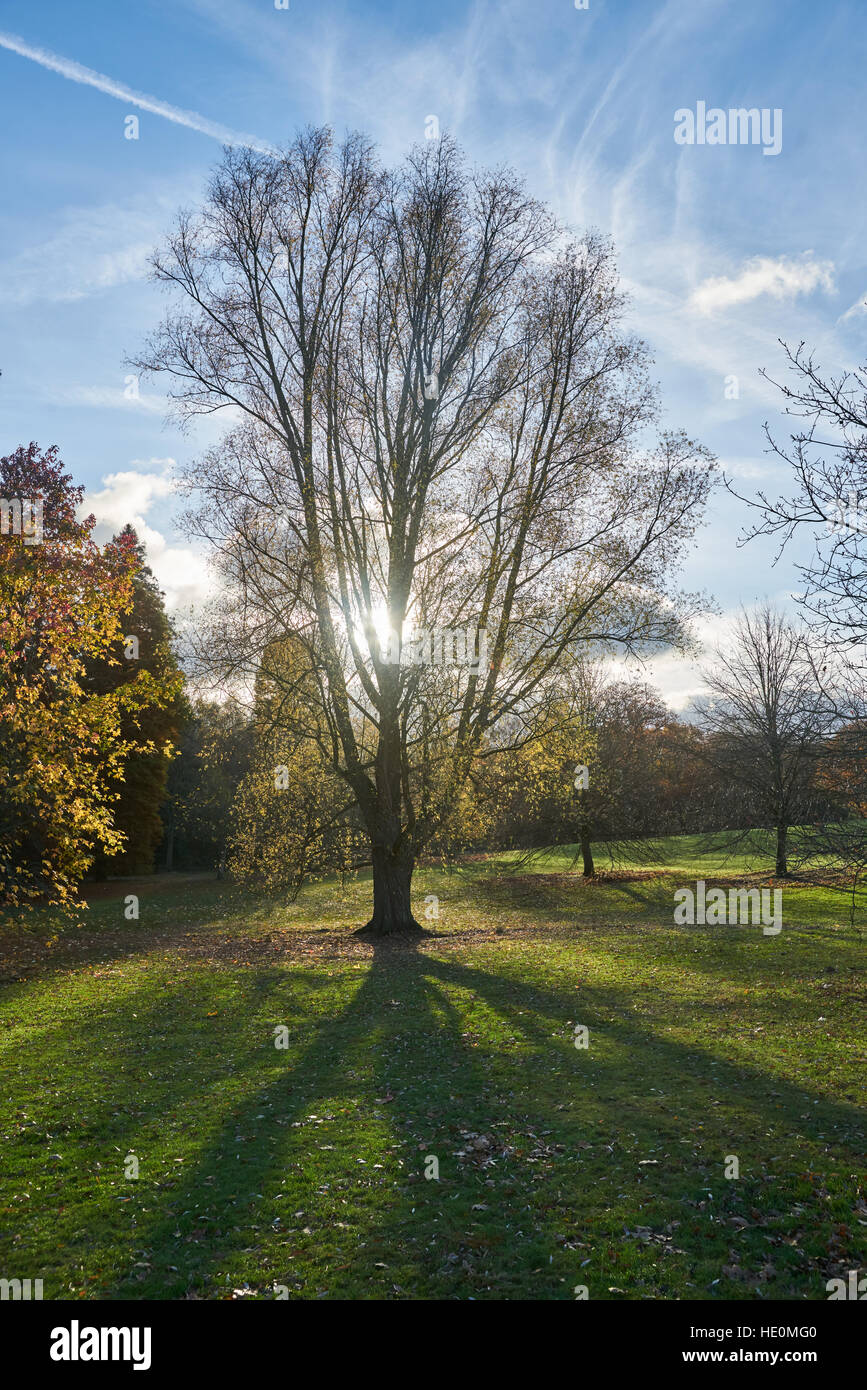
156, 626, 862, 894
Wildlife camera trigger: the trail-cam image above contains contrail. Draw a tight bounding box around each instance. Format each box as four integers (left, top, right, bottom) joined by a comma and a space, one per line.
0, 29, 278, 155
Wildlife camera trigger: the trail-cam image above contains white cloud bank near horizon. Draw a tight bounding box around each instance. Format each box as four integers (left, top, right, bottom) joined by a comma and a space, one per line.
606, 602, 800, 715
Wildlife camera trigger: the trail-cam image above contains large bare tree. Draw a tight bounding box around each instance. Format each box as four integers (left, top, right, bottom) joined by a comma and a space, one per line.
137, 128, 715, 934
733, 340, 867, 650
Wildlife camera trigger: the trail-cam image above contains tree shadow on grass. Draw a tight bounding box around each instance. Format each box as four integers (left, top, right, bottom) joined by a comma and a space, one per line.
474, 870, 676, 923
95, 937, 485, 1298
65, 933, 865, 1301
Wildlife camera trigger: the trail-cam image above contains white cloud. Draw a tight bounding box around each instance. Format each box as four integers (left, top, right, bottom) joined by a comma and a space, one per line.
84, 462, 177, 536
147, 544, 212, 616
689, 254, 836, 316
609, 603, 802, 714
83, 462, 211, 613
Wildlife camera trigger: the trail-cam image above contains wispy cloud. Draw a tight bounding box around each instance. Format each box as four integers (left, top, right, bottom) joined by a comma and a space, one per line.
689, 254, 836, 316
0, 191, 182, 305
50, 385, 168, 414
0, 28, 277, 154
720, 457, 778, 481
838, 289, 867, 324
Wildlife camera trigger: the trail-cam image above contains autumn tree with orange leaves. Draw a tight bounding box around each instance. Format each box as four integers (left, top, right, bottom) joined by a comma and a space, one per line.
0, 444, 178, 918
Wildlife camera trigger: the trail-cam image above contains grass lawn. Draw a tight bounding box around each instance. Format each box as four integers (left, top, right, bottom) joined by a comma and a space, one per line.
0, 835, 864, 1301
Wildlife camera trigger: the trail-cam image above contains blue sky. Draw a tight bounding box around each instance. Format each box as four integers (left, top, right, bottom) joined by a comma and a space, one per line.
1, 0, 865, 706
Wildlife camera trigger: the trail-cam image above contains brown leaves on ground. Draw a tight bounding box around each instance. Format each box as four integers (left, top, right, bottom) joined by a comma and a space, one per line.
0, 906, 598, 982
497, 870, 662, 887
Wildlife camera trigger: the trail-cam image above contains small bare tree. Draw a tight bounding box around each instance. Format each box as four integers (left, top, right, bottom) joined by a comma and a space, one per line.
136, 129, 715, 934
695, 605, 833, 877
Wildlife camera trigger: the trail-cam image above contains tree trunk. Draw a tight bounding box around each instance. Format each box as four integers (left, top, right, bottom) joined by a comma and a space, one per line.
775, 823, 788, 877
358, 844, 422, 936
580, 824, 595, 878
164, 821, 174, 873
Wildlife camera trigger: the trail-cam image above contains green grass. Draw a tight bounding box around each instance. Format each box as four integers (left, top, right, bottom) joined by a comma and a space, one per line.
0, 835, 864, 1301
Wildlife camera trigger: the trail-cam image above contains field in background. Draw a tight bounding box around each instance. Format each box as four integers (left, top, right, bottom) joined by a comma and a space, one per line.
0, 834, 864, 1301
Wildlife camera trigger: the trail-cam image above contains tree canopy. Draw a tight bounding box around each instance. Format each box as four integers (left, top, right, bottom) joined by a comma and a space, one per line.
137, 129, 716, 933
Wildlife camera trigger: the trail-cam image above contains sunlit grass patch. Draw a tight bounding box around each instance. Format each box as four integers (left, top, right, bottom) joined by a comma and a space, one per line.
0, 836, 863, 1300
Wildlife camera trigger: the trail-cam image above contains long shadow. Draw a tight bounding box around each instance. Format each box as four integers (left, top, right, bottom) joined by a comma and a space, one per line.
475, 870, 675, 921
5, 923, 860, 1300
76, 933, 866, 1301
97, 938, 463, 1298
410, 951, 865, 1295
